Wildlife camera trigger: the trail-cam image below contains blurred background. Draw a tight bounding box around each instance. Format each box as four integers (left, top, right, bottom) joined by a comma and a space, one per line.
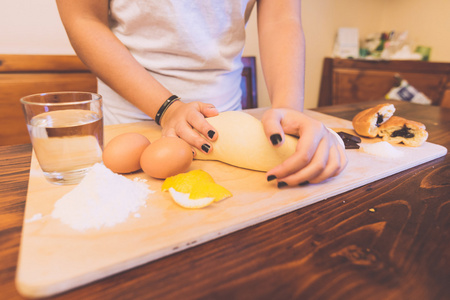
1, 0, 449, 109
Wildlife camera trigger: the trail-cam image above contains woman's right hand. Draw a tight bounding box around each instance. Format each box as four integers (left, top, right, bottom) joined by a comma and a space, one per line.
160, 101, 219, 154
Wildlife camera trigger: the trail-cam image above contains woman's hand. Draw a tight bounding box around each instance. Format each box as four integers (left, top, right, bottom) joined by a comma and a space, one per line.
262, 108, 348, 187
160, 101, 219, 154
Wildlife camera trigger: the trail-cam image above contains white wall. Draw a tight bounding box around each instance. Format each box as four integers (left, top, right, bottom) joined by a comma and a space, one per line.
380, 0, 450, 62
0, 1, 74, 54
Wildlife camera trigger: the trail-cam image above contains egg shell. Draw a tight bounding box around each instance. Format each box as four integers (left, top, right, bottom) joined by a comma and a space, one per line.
140, 137, 193, 179
103, 132, 151, 173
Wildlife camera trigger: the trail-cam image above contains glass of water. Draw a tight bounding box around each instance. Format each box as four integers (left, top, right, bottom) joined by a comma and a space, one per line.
21, 92, 103, 185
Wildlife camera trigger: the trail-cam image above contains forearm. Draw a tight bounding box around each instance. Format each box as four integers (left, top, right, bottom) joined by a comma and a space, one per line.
257, 0, 305, 111
56, 0, 171, 119
75, 25, 172, 118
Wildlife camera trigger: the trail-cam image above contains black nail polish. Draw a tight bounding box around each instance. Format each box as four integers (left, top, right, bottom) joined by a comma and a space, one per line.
298, 181, 309, 186
277, 181, 288, 188
201, 144, 210, 153
267, 175, 277, 182
270, 134, 282, 146
207, 130, 215, 139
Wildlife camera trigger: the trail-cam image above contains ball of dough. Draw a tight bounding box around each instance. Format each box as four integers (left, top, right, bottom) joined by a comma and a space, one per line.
195, 111, 298, 171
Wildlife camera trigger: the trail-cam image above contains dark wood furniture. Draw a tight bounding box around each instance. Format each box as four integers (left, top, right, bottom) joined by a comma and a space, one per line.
240, 56, 258, 110
1, 101, 449, 300
0, 55, 97, 146
319, 57, 450, 108
0, 55, 257, 146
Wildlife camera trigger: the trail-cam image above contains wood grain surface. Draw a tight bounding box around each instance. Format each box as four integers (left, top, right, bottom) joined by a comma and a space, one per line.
15, 108, 446, 298
1, 100, 449, 300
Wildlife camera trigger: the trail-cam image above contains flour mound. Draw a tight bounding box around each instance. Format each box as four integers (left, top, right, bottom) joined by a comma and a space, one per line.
361, 141, 403, 158
51, 163, 151, 231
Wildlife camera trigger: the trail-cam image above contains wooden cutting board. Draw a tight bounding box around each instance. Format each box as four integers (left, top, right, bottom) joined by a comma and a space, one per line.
16, 108, 447, 298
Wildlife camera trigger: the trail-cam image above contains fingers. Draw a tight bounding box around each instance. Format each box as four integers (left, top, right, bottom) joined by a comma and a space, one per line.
180, 108, 217, 154
261, 109, 285, 146
266, 121, 325, 180
199, 102, 219, 118
264, 109, 348, 187
195, 102, 219, 142
268, 149, 346, 187
160, 101, 218, 154
282, 140, 345, 185
271, 141, 346, 187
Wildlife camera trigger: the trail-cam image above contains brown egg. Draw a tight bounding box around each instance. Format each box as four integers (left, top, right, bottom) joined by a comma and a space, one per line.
103, 132, 151, 173
140, 137, 193, 179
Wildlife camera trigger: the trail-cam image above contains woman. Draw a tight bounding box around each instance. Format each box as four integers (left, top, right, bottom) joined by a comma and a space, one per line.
55, 0, 347, 187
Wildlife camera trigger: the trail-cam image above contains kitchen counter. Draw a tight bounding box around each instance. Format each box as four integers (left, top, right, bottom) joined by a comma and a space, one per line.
1, 100, 449, 300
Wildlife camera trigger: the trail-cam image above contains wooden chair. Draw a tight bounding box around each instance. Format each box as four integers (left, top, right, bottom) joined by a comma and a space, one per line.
0, 54, 257, 146
241, 56, 258, 109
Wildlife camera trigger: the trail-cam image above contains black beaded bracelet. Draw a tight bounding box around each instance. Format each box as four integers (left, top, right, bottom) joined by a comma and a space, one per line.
154, 95, 180, 125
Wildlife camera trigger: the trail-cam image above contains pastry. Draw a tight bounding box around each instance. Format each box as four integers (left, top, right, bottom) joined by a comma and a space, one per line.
352, 103, 396, 137
378, 116, 428, 147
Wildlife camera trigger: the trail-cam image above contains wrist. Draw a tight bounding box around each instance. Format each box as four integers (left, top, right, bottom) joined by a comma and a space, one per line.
270, 96, 304, 112
160, 98, 184, 127
154, 95, 180, 125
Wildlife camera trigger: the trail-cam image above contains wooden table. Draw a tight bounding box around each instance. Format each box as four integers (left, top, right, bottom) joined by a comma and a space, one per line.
1, 100, 449, 300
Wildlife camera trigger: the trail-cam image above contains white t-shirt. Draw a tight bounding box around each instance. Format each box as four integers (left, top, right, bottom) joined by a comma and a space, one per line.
101, 0, 256, 124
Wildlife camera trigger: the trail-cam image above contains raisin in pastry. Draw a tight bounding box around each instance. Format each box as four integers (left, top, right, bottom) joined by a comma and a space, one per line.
378, 116, 428, 147
352, 103, 395, 138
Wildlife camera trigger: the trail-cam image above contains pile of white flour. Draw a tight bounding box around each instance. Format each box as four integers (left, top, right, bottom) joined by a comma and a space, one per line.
51, 163, 152, 231
360, 141, 403, 158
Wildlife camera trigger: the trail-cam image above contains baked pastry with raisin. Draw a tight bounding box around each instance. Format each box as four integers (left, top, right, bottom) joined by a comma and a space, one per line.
352, 103, 396, 138
378, 116, 428, 147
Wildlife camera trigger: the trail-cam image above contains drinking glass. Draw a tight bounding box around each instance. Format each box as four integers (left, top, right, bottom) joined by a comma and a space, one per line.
21, 92, 103, 185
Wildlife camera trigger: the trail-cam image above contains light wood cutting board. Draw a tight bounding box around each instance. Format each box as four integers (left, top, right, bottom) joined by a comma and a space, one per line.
15, 109, 447, 298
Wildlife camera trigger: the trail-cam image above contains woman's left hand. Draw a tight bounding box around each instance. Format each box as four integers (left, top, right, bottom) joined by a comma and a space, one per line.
261, 108, 348, 187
